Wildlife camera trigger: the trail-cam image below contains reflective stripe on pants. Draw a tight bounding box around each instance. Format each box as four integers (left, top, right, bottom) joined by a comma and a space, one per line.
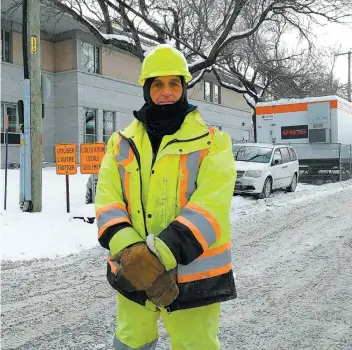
113, 336, 157, 350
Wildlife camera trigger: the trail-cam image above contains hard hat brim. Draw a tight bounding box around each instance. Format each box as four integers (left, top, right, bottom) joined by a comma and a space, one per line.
138, 70, 193, 86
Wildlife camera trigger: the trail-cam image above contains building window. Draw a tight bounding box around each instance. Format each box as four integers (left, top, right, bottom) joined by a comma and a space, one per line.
213, 83, 221, 104
84, 108, 97, 143
204, 81, 221, 104
103, 111, 116, 144
81, 42, 100, 74
1, 30, 11, 63
1, 103, 20, 144
204, 82, 211, 102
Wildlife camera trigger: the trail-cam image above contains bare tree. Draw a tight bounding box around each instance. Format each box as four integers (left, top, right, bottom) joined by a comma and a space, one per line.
3, 0, 351, 130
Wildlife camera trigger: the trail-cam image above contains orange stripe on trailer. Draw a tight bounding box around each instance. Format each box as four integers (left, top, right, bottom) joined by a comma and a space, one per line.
176, 216, 208, 251
187, 203, 221, 241
330, 100, 338, 109
256, 100, 338, 115
200, 242, 231, 258
178, 263, 232, 283
179, 155, 189, 209
96, 202, 127, 222
98, 217, 131, 239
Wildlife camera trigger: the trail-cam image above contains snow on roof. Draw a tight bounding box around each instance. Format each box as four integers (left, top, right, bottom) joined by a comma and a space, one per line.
257, 95, 351, 107
233, 142, 274, 148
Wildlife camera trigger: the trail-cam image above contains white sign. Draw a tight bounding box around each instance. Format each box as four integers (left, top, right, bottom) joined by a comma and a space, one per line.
261, 114, 274, 120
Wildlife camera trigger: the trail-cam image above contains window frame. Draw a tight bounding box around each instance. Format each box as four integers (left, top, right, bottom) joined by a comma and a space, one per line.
288, 147, 297, 161
103, 110, 116, 144
204, 81, 221, 104
272, 148, 282, 165
213, 83, 221, 104
81, 41, 100, 74
204, 81, 211, 102
84, 107, 98, 143
279, 147, 291, 164
1, 102, 20, 144
1, 29, 12, 63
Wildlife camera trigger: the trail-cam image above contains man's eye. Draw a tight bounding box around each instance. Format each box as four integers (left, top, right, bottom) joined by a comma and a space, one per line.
170, 82, 179, 87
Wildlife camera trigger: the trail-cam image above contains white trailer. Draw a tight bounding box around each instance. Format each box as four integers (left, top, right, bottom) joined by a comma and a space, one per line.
256, 96, 352, 181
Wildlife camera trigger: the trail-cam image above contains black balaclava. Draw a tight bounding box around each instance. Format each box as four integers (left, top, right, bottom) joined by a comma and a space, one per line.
133, 76, 189, 137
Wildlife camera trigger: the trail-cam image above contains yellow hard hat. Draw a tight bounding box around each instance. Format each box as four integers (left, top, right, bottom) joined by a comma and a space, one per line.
138, 44, 193, 86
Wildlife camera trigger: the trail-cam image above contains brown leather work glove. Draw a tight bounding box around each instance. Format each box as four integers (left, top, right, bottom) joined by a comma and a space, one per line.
146, 271, 179, 307
111, 243, 164, 290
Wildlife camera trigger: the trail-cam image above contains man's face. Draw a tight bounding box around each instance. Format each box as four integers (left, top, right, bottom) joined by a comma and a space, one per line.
149, 76, 183, 105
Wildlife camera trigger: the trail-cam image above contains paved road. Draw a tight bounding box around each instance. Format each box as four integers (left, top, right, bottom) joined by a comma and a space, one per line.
2, 184, 352, 349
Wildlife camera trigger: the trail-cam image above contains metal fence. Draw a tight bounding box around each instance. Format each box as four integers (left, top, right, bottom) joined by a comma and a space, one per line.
283, 143, 352, 184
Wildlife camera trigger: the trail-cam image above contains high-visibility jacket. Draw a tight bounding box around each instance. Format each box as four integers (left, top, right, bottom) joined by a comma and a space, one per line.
95, 107, 237, 311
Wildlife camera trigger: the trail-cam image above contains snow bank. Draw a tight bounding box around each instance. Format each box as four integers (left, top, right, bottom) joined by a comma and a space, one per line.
0, 168, 97, 261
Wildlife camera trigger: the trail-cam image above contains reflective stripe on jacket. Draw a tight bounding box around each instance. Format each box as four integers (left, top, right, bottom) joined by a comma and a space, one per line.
96, 108, 237, 310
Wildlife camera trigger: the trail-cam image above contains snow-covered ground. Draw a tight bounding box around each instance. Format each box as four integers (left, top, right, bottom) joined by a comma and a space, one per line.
1, 168, 352, 349
0, 168, 346, 261
0, 168, 96, 261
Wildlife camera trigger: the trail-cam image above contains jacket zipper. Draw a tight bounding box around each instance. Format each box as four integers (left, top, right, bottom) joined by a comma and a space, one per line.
118, 132, 149, 236
161, 131, 210, 151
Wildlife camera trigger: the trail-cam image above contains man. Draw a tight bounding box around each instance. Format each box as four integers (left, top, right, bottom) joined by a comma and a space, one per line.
95, 44, 237, 350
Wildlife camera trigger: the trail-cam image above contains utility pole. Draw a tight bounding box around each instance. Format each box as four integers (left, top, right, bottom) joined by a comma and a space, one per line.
28, 0, 42, 211
335, 51, 352, 102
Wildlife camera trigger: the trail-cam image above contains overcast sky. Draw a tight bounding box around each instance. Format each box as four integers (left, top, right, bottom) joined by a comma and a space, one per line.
314, 22, 352, 84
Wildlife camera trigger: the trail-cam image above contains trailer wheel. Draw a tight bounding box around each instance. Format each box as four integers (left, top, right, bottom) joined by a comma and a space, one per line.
258, 177, 272, 199
287, 173, 297, 192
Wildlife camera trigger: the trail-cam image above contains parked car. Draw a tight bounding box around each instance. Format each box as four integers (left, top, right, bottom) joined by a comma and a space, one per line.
233, 143, 299, 198
85, 175, 98, 204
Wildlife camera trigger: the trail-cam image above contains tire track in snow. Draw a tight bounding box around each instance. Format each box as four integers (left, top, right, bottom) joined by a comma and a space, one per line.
1, 185, 352, 349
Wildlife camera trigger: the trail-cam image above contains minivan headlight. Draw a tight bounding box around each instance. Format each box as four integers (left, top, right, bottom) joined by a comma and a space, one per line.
245, 170, 262, 178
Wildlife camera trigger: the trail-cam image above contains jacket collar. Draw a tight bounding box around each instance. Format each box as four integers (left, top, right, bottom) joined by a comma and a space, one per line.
120, 107, 209, 142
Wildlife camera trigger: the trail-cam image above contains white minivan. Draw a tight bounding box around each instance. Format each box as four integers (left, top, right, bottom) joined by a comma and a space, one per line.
233, 143, 299, 198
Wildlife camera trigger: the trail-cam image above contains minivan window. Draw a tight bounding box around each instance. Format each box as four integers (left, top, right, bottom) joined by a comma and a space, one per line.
280, 147, 291, 163
288, 148, 297, 161
272, 149, 282, 164
233, 146, 273, 163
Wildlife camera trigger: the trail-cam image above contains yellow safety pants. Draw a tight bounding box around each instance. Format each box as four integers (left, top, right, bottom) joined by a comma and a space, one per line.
114, 292, 221, 350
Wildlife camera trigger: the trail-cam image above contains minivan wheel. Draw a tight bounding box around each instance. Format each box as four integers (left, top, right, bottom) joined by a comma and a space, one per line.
287, 174, 297, 193
258, 177, 272, 199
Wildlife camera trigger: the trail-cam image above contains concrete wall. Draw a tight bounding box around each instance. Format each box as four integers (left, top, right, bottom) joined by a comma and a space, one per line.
12, 31, 23, 66
54, 72, 79, 147
102, 47, 141, 84
11, 31, 59, 73
41, 40, 55, 72
55, 40, 75, 72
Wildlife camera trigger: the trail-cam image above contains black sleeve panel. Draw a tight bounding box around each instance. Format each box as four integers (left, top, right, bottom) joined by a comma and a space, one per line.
158, 221, 204, 265
98, 222, 132, 250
